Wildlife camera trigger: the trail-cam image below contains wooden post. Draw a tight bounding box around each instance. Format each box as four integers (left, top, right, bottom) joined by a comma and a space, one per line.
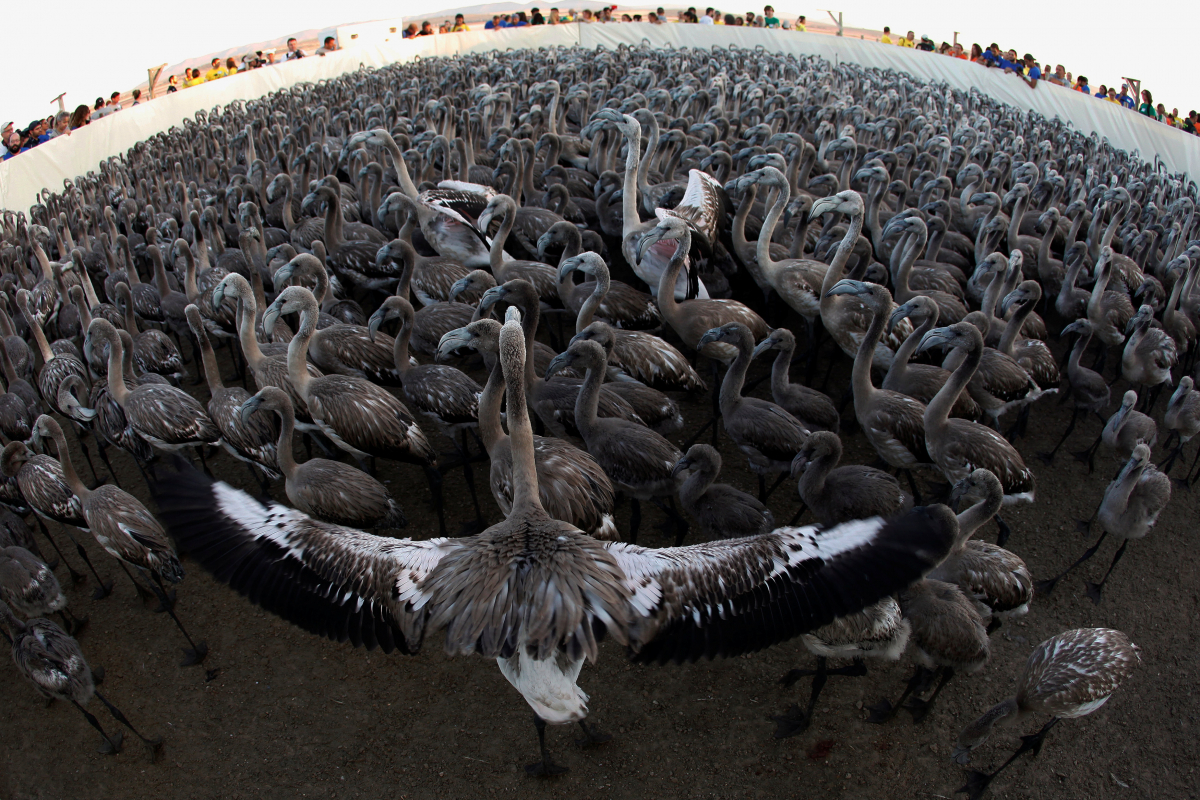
953, 31, 959, 47
50, 93, 67, 112
147, 63, 168, 99
824, 10, 843, 36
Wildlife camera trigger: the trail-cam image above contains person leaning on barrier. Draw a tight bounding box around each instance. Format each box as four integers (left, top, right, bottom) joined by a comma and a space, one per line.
285, 38, 305, 60
316, 36, 338, 55
68, 105, 90, 129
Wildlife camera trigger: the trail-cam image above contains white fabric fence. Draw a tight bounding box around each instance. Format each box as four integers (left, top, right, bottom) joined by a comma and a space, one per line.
4, 23, 1198, 212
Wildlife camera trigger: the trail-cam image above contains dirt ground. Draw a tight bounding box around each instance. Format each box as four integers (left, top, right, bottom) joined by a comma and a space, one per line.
2, 295, 1198, 800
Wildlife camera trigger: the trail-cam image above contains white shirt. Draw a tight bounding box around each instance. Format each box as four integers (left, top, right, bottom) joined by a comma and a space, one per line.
699, 14, 714, 23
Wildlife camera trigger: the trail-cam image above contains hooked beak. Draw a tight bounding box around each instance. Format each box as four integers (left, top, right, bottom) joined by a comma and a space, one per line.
808, 196, 836, 221
916, 327, 954, 355
948, 479, 968, 513
544, 351, 571, 381
367, 308, 386, 342
636, 228, 664, 264
556, 256, 582, 285
999, 290, 1022, 316
272, 263, 295, 293
790, 451, 809, 477
239, 395, 263, 426
211, 281, 228, 315
887, 305, 910, 334
449, 277, 469, 302
478, 286, 504, 313
262, 300, 282, 335
697, 327, 723, 349
824, 278, 867, 299
436, 327, 473, 362
477, 208, 494, 235
750, 337, 775, 359
669, 457, 692, 479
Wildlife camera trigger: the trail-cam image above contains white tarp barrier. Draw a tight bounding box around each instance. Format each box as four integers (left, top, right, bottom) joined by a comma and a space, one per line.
3, 23, 1197, 212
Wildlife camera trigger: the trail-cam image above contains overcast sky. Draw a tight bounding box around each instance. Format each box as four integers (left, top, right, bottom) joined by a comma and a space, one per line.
4, 1, 1189, 129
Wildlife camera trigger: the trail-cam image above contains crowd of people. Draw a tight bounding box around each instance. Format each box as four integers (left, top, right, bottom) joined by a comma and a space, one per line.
4, 8, 1195, 163
875, 28, 1197, 133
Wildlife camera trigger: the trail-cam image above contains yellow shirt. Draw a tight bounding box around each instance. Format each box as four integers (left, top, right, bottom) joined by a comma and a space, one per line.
183, 76, 204, 88
452, 22, 469, 31
205, 68, 228, 81
880, 34, 892, 44
898, 37, 914, 47
795, 22, 806, 31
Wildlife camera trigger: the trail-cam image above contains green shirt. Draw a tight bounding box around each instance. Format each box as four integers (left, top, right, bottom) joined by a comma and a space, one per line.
763, 15, 780, 27
1138, 103, 1158, 120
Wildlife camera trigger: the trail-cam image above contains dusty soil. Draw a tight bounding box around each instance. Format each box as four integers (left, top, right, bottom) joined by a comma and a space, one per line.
2, 296, 1198, 800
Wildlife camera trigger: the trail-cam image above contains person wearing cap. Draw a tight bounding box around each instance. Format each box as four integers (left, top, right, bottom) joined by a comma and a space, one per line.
1116, 84, 1135, 109
1007, 54, 1040, 88
916, 35, 934, 51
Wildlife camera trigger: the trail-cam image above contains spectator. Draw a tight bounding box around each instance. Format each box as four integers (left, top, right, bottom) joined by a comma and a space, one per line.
24, 120, 49, 147
1013, 54, 1040, 88
1046, 65, 1067, 86
633, 14, 642, 21
68, 105, 90, 129
1170, 108, 1183, 128
722, 12, 735, 24
1116, 84, 1135, 109
951, 43, 968, 59
969, 43, 983, 62
599, 7, 612, 22
762, 5, 780, 27
1106, 87, 1119, 103
265, 51, 277, 65
937, 42, 950, 55
417, 21, 434, 35
744, 11, 757, 26
285, 38, 304, 60
880, 26, 893, 44
452, 14, 470, 31
184, 68, 203, 87
899, 30, 915, 47
205, 58, 227, 81
1185, 112, 1197, 134
581, 9, 594, 22
1094, 83, 1108, 99
131, 89, 143, 106
1074, 76, 1090, 94
3, 132, 25, 160
712, 9, 723, 24
700, 7, 714, 23
225, 57, 239, 75
1138, 91, 1158, 119
795, 14, 805, 31
47, 111, 71, 138
1156, 104, 1169, 123
485, 15, 500, 29
167, 75, 180, 93
515, 11, 530, 26
316, 36, 338, 55
110, 91, 123, 108
549, 8, 561, 23
916, 35, 934, 51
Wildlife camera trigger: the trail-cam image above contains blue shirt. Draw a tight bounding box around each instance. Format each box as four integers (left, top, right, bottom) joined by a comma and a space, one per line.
1026, 65, 1041, 80
484, 20, 496, 28
1118, 94, 1134, 109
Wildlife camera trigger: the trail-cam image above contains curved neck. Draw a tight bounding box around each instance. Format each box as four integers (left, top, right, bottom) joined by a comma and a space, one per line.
757, 181, 790, 275
272, 401, 299, 479
104, 330, 130, 404
48, 426, 89, 500
477, 356, 506, 454
679, 459, 716, 508
998, 297, 1036, 353
769, 339, 795, 398
887, 311, 933, 384
719, 337, 752, 416
655, 237, 688, 323
234, 286, 267, 368
20, 305, 55, 364
620, 127, 642, 238
286, 304, 317, 394
489, 204, 515, 273
956, 488, 1003, 545
852, 302, 885, 403
574, 353, 604, 440
386, 139, 419, 200
504, 343, 541, 516
797, 451, 835, 501
393, 314, 412, 378
322, 190, 344, 251
195, 319, 224, 392
575, 271, 608, 333
929, 335, 981, 429
821, 208, 865, 295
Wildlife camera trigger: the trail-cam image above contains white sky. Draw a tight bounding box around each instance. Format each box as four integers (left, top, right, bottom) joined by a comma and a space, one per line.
5, 1, 1189, 129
